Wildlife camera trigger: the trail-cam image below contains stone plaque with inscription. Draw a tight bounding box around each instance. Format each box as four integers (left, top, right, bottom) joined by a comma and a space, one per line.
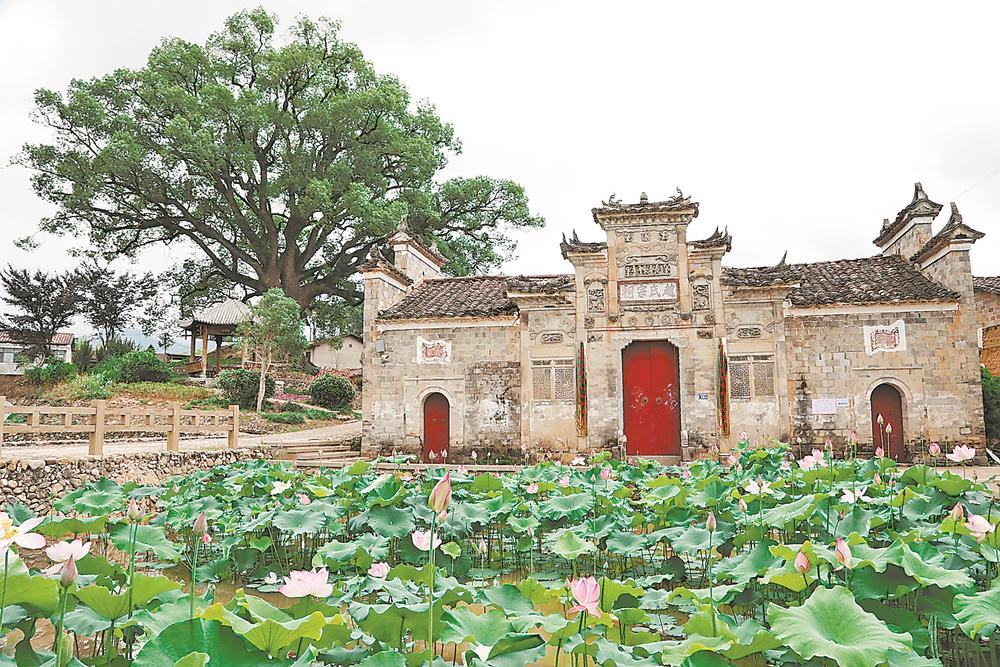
618, 280, 678, 304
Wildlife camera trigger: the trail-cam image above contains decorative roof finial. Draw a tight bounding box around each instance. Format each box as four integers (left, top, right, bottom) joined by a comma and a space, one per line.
774, 250, 788, 268
912, 182, 928, 204
639, 192, 648, 204
602, 193, 621, 207
881, 218, 890, 231
948, 201, 963, 226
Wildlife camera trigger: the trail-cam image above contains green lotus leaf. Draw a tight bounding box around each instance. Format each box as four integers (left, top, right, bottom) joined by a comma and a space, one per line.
363, 505, 415, 539
171, 653, 209, 667
478, 584, 536, 615
477, 632, 547, 667
110, 524, 180, 561
953, 582, 1000, 639
850, 565, 919, 601
56, 478, 124, 515
539, 493, 594, 520
201, 603, 326, 656
767, 585, 914, 667
886, 541, 973, 589
357, 651, 406, 667
930, 474, 975, 496
132, 619, 277, 667
550, 530, 596, 560
606, 531, 645, 555
0, 555, 59, 619
37, 514, 108, 538
75, 574, 181, 621
441, 606, 513, 646
656, 635, 731, 666
668, 525, 712, 555
592, 637, 657, 666
762, 493, 820, 528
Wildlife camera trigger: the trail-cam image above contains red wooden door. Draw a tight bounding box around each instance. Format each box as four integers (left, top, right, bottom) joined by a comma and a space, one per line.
871, 383, 903, 459
622, 341, 681, 456
423, 392, 449, 462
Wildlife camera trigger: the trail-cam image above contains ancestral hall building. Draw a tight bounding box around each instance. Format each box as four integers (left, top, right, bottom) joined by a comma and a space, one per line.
361, 185, 992, 462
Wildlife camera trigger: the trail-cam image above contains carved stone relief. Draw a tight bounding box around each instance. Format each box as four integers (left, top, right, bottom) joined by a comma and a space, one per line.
586, 283, 606, 312
724, 312, 778, 337
618, 254, 676, 279
692, 283, 712, 310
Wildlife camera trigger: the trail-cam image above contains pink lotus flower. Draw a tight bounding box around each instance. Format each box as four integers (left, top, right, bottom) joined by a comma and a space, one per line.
600, 468, 612, 481
739, 431, 748, 441
780, 461, 791, 472
726, 454, 738, 466
44, 539, 91, 575
192, 512, 208, 537
966, 515, 994, 542
706, 511, 717, 532
429, 473, 452, 515
0, 513, 45, 550
834, 537, 852, 569
526, 482, 539, 494
799, 449, 825, 470
840, 486, 871, 504
736, 463, 743, 473
201, 533, 212, 545
875, 446, 884, 458
928, 443, 941, 457
279, 568, 333, 598
950, 503, 965, 523
559, 475, 570, 488
744, 478, 773, 496
457, 465, 468, 475
567, 576, 602, 618
946, 445, 976, 463
873, 473, 883, 486
738, 497, 748, 513
794, 550, 810, 574
682, 468, 692, 480
412, 530, 442, 552
297, 494, 312, 506
368, 562, 390, 578
60, 556, 78, 588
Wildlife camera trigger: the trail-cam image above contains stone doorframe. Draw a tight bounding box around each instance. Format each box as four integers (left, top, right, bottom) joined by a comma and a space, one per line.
405, 379, 464, 450
609, 331, 691, 447
862, 376, 914, 449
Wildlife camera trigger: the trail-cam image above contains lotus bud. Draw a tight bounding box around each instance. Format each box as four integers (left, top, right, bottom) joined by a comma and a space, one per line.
471, 450, 478, 461
600, 467, 612, 481
738, 497, 748, 513
834, 537, 851, 568
885, 423, 892, 435
876, 413, 884, 426
428, 473, 452, 515
201, 532, 212, 545
949, 503, 965, 523
60, 556, 78, 588
873, 473, 882, 486
928, 443, 941, 457
794, 550, 810, 574
706, 511, 717, 533
193, 511, 208, 536
127, 499, 141, 522
875, 446, 884, 458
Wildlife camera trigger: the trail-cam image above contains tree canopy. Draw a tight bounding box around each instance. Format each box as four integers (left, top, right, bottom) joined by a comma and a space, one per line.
21, 8, 543, 308
0, 267, 79, 358
76, 262, 157, 344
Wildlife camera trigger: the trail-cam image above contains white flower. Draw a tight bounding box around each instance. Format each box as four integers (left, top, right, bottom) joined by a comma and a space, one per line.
263, 572, 279, 585
744, 478, 773, 496
571, 456, 585, 466
270, 481, 291, 495
840, 486, 871, 504
44, 539, 91, 575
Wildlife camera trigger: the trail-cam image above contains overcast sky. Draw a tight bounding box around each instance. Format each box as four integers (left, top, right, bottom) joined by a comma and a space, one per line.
2, 0, 999, 299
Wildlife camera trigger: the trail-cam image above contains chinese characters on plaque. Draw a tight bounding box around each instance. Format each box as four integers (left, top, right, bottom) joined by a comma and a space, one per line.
618, 280, 678, 304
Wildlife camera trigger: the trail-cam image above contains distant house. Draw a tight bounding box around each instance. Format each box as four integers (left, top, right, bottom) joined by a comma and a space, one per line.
0, 332, 74, 375
308, 334, 363, 371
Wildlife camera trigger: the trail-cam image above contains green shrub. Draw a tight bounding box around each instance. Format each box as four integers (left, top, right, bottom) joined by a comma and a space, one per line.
308, 374, 355, 409
302, 408, 337, 420
117, 350, 172, 383
65, 374, 113, 400
983, 367, 1000, 443
72, 339, 95, 373
217, 369, 275, 409
96, 337, 138, 362
263, 411, 306, 425
24, 362, 77, 385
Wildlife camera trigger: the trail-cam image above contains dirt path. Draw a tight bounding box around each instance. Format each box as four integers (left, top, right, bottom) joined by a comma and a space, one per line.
0, 420, 362, 460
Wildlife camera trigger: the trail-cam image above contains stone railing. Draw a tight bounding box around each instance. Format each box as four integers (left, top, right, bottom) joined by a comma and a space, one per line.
0, 396, 240, 456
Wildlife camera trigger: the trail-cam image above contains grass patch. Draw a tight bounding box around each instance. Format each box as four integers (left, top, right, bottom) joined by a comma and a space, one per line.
112, 381, 216, 402
262, 411, 306, 425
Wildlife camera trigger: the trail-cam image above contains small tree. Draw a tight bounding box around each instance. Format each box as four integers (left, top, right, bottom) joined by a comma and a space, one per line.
77, 262, 157, 344
0, 266, 80, 359
237, 289, 307, 412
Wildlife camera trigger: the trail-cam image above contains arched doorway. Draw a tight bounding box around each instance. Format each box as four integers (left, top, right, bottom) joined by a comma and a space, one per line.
871, 383, 904, 459
622, 340, 681, 457
423, 392, 450, 462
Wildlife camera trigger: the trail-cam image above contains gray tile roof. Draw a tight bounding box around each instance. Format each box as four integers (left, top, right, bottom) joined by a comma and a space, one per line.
723, 255, 959, 306
0, 332, 74, 346
379, 275, 574, 320
974, 276, 1000, 296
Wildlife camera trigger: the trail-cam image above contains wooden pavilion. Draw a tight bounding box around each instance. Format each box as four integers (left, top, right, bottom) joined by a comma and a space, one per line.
178, 299, 252, 377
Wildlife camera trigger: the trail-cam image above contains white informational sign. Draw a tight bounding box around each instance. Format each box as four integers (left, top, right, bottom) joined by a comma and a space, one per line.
811, 398, 837, 415
618, 280, 678, 303
417, 337, 452, 364
863, 319, 907, 356
835, 398, 850, 408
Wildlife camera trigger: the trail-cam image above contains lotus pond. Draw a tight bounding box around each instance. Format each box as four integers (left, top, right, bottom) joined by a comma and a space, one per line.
1, 442, 999, 666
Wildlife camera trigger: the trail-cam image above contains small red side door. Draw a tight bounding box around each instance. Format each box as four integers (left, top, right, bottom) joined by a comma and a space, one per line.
423, 392, 449, 462
622, 341, 681, 456
871, 383, 903, 459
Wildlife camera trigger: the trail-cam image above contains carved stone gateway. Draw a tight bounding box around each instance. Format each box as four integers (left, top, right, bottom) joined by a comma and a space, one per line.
619, 280, 678, 305
692, 283, 711, 310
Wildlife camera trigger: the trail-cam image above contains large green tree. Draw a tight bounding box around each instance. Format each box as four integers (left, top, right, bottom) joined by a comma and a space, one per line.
21, 9, 542, 308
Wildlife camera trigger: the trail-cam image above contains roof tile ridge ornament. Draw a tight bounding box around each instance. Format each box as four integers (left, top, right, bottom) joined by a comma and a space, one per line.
639, 191, 649, 204
774, 250, 788, 269
875, 181, 944, 247
947, 201, 963, 227
909, 200, 985, 263
690, 225, 732, 252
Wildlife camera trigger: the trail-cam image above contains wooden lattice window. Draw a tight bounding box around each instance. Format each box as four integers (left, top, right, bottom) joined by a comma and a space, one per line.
728, 354, 775, 400
532, 359, 575, 401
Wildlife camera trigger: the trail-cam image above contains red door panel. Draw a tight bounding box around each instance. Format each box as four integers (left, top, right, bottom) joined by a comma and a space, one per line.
622, 341, 681, 456
871, 384, 903, 459
423, 392, 449, 462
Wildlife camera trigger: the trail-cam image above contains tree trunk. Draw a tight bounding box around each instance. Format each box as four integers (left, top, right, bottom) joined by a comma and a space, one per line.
255, 349, 271, 413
